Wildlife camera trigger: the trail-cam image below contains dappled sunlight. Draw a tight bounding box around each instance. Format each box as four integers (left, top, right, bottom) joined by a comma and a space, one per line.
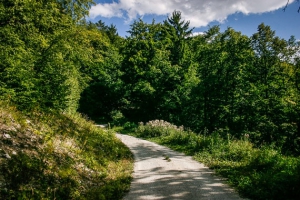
117, 134, 243, 200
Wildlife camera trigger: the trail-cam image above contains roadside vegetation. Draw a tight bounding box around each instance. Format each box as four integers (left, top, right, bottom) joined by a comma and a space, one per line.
125, 120, 300, 200
1, 1, 134, 198
0, 101, 133, 199
1, 0, 300, 199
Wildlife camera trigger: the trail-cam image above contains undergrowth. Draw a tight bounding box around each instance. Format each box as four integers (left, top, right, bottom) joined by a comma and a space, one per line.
0, 101, 133, 200
131, 120, 300, 200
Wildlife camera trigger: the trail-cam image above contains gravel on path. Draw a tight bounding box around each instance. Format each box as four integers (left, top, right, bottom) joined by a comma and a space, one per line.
116, 134, 244, 200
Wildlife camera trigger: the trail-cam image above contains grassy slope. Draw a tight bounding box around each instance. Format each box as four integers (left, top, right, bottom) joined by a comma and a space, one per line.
127, 120, 300, 200
0, 102, 133, 200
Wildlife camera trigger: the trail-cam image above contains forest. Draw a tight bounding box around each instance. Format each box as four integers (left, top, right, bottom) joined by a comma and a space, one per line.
1, 0, 300, 199
81, 13, 300, 156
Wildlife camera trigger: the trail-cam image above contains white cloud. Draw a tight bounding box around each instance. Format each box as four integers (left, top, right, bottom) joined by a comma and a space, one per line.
191, 32, 205, 37
89, 0, 295, 27
89, 2, 123, 18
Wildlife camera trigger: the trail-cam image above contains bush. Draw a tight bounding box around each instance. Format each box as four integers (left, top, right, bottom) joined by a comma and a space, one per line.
132, 120, 300, 200
0, 102, 133, 199
135, 119, 184, 137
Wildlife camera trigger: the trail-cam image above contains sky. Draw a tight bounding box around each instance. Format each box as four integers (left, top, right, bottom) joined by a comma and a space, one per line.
88, 0, 300, 40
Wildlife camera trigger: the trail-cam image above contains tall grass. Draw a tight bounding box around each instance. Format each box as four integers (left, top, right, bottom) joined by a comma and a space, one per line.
0, 101, 133, 199
133, 120, 300, 200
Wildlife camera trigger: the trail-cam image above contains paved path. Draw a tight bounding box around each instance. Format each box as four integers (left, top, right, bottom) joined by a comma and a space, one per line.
116, 134, 244, 200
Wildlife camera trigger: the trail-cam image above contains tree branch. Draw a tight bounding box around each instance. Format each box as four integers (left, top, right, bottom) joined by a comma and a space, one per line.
283, 0, 300, 12
283, 0, 290, 12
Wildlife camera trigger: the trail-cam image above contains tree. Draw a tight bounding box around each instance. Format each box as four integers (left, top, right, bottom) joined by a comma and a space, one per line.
163, 10, 194, 66
280, 37, 300, 153
0, 0, 101, 112
56, 0, 94, 20
119, 18, 199, 124
92, 20, 122, 45
187, 26, 255, 133
120, 19, 169, 121
249, 23, 288, 143
78, 21, 124, 122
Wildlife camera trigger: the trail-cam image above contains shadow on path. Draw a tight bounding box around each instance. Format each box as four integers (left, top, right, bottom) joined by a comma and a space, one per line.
116, 134, 244, 200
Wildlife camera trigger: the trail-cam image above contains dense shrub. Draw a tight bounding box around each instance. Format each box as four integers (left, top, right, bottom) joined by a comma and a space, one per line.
134, 120, 300, 200
0, 102, 133, 199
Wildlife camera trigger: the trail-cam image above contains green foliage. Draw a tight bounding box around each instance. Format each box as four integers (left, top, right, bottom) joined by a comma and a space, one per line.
133, 120, 300, 200
0, 102, 133, 199
78, 20, 124, 123
108, 18, 300, 156
120, 14, 199, 124
163, 10, 194, 66
1, 4, 300, 198
135, 120, 184, 137
56, 0, 95, 21
0, 0, 107, 113
110, 110, 126, 126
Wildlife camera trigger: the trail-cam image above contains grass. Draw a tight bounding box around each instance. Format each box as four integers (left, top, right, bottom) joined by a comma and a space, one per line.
127, 119, 300, 200
0, 101, 133, 200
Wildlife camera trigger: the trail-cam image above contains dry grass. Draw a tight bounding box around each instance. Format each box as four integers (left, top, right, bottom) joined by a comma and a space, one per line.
0, 101, 133, 199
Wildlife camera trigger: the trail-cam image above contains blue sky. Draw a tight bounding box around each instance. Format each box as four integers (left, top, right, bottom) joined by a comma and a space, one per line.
88, 0, 300, 40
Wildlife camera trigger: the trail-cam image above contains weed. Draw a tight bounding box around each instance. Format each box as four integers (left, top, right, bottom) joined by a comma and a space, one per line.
132, 120, 300, 200
0, 101, 133, 199
163, 155, 171, 162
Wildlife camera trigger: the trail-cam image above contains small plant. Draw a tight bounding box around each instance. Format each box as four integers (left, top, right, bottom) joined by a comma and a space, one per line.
110, 110, 126, 126
131, 120, 300, 200
163, 154, 171, 162
0, 102, 133, 199
136, 119, 184, 137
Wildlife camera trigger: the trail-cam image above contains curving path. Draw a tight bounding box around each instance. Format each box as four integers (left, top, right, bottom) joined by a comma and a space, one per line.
116, 134, 245, 200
